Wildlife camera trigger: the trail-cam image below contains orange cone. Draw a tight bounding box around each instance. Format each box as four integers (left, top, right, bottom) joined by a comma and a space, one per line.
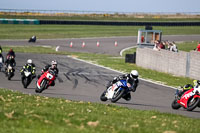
82, 41, 86, 48
114, 41, 118, 47
70, 41, 73, 47
97, 41, 100, 47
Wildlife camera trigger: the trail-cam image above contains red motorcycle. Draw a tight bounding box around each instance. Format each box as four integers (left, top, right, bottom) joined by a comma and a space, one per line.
171, 88, 200, 111
35, 69, 56, 93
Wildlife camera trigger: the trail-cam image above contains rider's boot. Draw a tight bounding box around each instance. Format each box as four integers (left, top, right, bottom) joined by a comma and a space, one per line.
123, 93, 131, 101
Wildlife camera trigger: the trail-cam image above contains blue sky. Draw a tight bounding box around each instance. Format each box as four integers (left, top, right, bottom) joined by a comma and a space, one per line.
0, 0, 200, 13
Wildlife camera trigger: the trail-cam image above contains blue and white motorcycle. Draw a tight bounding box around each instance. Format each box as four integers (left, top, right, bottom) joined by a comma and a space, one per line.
100, 80, 130, 103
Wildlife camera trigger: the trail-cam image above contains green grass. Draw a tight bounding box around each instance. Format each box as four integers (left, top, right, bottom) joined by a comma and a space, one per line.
0, 88, 200, 133
1, 24, 200, 39
1, 44, 199, 132
176, 41, 199, 52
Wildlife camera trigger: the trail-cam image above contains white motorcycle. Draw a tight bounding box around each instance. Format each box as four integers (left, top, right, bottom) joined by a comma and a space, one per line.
21, 67, 33, 88
100, 80, 131, 103
0, 56, 3, 72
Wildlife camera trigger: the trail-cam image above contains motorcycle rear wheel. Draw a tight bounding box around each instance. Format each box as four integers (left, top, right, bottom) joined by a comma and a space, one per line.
187, 97, 200, 111
111, 89, 125, 103
171, 99, 181, 109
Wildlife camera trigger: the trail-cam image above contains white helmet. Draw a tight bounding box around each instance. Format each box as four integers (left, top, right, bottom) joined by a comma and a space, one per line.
27, 59, 32, 64
130, 70, 138, 79
51, 60, 57, 65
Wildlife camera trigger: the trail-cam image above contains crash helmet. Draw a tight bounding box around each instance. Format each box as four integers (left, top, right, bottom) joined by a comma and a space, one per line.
27, 59, 32, 64
197, 80, 200, 85
183, 84, 193, 90
130, 70, 138, 79
51, 60, 57, 69
9, 48, 13, 52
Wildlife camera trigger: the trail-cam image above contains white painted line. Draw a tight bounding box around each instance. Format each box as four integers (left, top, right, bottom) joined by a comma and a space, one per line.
120, 46, 137, 56
68, 56, 176, 90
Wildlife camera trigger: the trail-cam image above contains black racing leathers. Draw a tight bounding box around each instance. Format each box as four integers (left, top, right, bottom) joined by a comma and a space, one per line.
110, 74, 139, 92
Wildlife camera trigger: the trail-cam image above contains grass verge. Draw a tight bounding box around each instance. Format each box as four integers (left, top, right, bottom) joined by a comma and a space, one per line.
1, 24, 200, 39
0, 88, 200, 133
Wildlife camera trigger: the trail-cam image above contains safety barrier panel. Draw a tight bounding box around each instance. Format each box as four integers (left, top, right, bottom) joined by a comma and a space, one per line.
136, 48, 200, 79
39, 20, 200, 26
1, 19, 200, 26
0, 18, 39, 24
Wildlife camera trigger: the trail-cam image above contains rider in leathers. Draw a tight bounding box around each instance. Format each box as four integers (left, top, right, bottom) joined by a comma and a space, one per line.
20, 59, 36, 81
5, 55, 16, 74
38, 60, 59, 86
107, 70, 139, 101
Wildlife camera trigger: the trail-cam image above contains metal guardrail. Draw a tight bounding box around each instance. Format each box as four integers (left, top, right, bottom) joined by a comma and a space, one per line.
40, 20, 200, 26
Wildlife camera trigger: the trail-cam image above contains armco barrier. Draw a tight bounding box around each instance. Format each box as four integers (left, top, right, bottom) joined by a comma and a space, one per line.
0, 18, 39, 25
1, 19, 200, 26
39, 20, 200, 26
136, 48, 200, 79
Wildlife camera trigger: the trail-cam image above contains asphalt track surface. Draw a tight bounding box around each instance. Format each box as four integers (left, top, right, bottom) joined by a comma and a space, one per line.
0, 35, 200, 119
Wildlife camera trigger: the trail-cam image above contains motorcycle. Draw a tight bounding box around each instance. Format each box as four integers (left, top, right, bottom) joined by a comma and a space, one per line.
6, 64, 14, 80
171, 88, 200, 111
35, 69, 56, 93
21, 67, 33, 88
100, 80, 131, 103
0, 56, 3, 72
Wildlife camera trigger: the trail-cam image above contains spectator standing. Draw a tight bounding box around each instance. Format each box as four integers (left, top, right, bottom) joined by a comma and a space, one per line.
159, 41, 165, 49
153, 41, 160, 51
169, 42, 178, 52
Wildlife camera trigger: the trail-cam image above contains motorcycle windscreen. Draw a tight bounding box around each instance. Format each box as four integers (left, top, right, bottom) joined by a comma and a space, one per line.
178, 89, 194, 108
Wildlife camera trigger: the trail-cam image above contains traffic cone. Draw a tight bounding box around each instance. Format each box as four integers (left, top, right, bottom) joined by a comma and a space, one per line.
82, 41, 86, 48
97, 41, 100, 47
70, 41, 73, 48
114, 41, 118, 47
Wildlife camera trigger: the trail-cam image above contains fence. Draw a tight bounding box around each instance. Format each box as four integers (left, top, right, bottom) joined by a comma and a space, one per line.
136, 48, 200, 79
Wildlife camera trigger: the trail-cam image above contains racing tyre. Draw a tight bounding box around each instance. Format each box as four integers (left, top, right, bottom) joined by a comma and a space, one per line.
35, 79, 46, 93
100, 90, 108, 101
187, 97, 200, 111
111, 88, 125, 103
23, 79, 28, 88
171, 99, 181, 109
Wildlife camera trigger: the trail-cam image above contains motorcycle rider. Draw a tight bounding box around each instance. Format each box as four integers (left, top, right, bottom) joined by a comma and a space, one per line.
38, 60, 59, 86
107, 70, 139, 101
4, 55, 16, 75
0, 46, 4, 63
6, 48, 15, 59
176, 80, 200, 98
20, 59, 36, 80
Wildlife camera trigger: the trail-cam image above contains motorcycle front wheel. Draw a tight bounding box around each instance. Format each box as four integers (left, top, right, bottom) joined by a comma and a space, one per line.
171, 99, 181, 109
100, 90, 108, 101
187, 97, 200, 111
35, 79, 46, 93
111, 88, 125, 103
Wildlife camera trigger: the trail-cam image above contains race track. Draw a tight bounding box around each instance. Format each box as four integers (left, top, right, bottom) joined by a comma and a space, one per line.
0, 35, 200, 118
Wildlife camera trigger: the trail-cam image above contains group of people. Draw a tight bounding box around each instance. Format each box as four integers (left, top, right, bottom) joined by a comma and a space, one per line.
0, 46, 59, 87
153, 40, 178, 52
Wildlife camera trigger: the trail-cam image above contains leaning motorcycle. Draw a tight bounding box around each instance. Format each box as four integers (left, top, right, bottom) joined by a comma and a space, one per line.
6, 64, 14, 80
100, 80, 131, 103
171, 88, 200, 111
21, 67, 33, 88
35, 70, 56, 93
0, 56, 3, 72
